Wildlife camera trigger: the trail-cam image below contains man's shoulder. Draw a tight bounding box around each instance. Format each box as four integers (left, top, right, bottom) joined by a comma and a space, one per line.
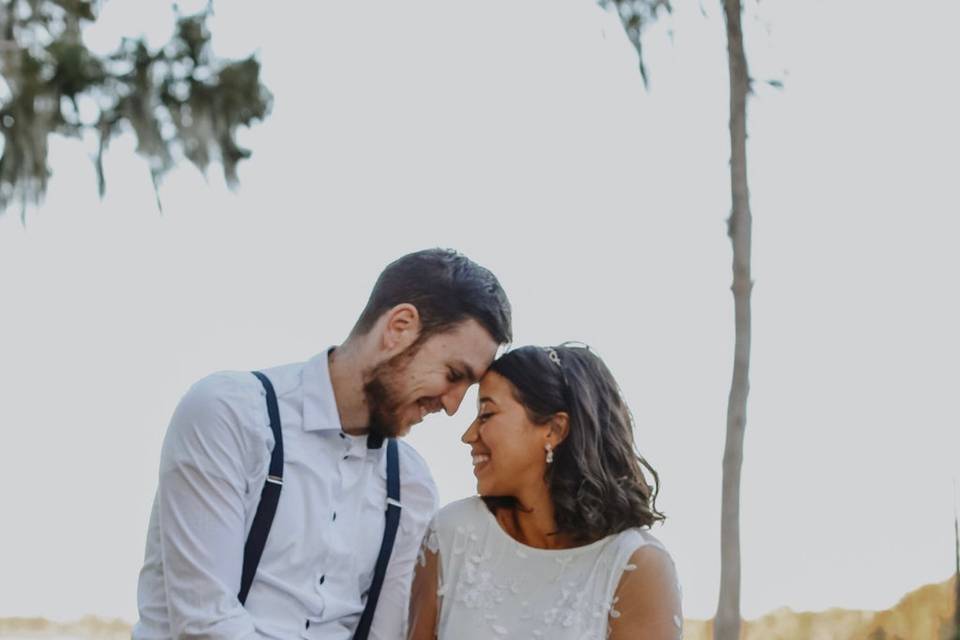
254, 358, 312, 397
392, 440, 439, 515
183, 359, 307, 407
160, 370, 273, 476
394, 439, 433, 480
173, 370, 262, 420
189, 369, 261, 396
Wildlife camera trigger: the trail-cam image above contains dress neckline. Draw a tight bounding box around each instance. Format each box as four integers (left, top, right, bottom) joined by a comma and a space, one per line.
476, 497, 613, 556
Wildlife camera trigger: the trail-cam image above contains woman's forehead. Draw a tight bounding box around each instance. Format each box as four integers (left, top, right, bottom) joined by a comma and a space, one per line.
478, 369, 508, 390
477, 371, 512, 404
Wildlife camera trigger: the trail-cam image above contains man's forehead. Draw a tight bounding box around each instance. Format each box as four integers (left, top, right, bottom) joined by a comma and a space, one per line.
436, 321, 499, 368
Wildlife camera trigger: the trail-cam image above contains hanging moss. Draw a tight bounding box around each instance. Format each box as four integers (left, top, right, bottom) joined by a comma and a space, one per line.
597, 0, 671, 86
0, 0, 272, 218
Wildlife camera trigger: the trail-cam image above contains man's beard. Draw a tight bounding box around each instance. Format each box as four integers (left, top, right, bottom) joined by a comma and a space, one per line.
362, 346, 418, 439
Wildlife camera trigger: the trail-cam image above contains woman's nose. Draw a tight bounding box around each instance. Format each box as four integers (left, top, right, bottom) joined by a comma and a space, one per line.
461, 419, 478, 444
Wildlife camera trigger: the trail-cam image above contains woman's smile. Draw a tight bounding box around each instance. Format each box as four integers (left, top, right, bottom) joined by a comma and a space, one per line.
471, 451, 491, 474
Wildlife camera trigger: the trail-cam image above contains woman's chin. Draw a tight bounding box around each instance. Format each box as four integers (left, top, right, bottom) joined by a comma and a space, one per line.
475, 480, 495, 496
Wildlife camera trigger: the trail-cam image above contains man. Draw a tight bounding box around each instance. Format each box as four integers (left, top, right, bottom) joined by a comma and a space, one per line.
134, 248, 512, 639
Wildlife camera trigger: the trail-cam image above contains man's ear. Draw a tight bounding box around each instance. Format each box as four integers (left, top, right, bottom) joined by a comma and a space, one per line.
380, 303, 422, 354
547, 412, 570, 446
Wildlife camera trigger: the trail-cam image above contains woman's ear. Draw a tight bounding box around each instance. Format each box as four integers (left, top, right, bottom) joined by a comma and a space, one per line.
547, 411, 570, 446
380, 303, 421, 354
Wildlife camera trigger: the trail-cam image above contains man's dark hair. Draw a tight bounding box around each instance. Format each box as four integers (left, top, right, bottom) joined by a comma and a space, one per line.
351, 248, 512, 344
485, 344, 665, 542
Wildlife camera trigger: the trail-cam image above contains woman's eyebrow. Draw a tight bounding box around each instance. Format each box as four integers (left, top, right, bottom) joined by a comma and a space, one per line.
478, 396, 498, 406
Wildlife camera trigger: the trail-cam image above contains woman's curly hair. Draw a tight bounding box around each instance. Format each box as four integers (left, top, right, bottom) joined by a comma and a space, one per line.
483, 343, 665, 543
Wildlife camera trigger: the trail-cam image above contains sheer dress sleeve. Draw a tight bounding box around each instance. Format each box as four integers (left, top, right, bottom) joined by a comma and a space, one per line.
607, 542, 683, 640
407, 518, 442, 640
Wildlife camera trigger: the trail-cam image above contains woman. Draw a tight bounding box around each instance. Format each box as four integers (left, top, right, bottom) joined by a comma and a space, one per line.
408, 344, 682, 639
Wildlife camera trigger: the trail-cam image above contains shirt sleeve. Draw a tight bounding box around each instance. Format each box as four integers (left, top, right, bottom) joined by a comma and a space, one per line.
368, 450, 440, 640
155, 374, 269, 639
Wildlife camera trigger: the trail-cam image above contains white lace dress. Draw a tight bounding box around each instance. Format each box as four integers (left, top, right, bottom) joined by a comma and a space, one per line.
419, 496, 681, 640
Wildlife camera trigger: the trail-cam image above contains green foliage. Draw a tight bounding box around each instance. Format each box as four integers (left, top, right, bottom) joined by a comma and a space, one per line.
0, 0, 272, 218
597, 0, 671, 85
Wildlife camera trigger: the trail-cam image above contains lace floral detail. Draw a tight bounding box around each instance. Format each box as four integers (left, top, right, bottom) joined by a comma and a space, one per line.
444, 524, 512, 633
540, 580, 617, 639
455, 550, 505, 610
447, 523, 614, 639
417, 518, 440, 568
608, 595, 621, 620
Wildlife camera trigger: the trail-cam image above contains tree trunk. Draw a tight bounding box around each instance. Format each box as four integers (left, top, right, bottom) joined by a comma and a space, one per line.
715, 1, 752, 639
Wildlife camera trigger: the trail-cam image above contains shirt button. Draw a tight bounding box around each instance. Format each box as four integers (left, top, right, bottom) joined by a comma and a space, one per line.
332, 511, 337, 522
305, 620, 310, 629
315, 573, 326, 592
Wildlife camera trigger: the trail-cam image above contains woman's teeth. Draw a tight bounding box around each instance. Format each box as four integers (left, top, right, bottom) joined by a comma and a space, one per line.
472, 454, 490, 466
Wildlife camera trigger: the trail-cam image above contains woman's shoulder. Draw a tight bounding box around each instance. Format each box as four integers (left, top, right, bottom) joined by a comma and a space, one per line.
436, 495, 488, 521
611, 528, 681, 597
606, 530, 683, 638
616, 526, 670, 554
433, 495, 489, 533
607, 528, 677, 580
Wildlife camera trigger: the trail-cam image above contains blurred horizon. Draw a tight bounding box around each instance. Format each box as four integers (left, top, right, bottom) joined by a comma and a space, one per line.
2, 575, 955, 637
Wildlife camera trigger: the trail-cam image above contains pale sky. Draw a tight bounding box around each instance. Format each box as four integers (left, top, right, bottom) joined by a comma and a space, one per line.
1, 0, 958, 625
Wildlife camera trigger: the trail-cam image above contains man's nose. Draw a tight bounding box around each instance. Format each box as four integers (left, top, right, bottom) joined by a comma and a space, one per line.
441, 382, 470, 416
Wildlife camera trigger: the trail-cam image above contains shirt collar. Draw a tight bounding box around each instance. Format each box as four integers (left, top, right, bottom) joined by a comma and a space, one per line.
301, 347, 387, 450
301, 348, 345, 433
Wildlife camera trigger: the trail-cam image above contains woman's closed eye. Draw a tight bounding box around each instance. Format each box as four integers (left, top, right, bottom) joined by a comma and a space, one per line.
477, 412, 494, 424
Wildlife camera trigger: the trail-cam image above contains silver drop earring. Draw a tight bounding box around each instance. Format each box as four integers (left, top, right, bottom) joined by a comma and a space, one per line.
545, 443, 554, 464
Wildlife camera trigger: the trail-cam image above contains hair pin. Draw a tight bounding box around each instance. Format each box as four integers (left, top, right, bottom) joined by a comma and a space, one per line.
545, 347, 562, 367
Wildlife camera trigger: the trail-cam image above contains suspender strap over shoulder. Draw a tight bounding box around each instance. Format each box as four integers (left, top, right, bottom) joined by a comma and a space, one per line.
238, 370, 402, 635
239, 371, 285, 605
353, 437, 401, 640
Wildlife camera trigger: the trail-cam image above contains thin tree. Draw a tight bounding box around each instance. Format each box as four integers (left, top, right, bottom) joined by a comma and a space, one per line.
0, 0, 271, 219
714, 1, 753, 638
604, 2, 755, 638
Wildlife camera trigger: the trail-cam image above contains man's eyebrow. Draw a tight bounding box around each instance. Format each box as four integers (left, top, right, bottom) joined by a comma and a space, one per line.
457, 361, 479, 383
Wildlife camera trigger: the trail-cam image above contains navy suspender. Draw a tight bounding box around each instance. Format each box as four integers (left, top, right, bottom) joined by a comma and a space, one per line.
239, 371, 402, 639
239, 371, 285, 605
353, 436, 401, 640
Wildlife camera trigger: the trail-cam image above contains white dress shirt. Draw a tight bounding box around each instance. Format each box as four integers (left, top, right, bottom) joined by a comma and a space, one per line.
134, 351, 439, 640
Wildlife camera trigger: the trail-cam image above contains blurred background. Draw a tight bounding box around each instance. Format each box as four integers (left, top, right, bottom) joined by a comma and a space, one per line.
1, 0, 958, 638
